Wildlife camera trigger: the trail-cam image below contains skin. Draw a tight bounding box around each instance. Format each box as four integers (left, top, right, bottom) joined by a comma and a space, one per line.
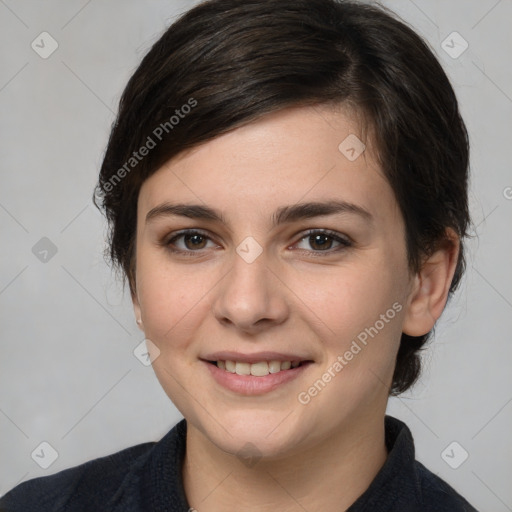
132, 105, 459, 511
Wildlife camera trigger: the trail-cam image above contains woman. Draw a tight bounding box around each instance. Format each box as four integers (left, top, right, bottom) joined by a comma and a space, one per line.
0, 0, 478, 510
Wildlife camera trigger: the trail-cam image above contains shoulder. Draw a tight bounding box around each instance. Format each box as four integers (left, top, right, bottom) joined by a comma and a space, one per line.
0, 441, 155, 512
367, 416, 479, 512
415, 460, 478, 511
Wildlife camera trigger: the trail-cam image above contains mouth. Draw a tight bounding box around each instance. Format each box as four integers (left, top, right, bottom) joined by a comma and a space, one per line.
206, 359, 310, 376
200, 352, 314, 395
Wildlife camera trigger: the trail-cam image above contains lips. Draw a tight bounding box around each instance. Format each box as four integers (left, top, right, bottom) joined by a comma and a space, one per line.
200, 351, 314, 394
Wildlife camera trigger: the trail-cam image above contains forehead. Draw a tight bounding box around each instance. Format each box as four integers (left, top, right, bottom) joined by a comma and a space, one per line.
138, 105, 395, 223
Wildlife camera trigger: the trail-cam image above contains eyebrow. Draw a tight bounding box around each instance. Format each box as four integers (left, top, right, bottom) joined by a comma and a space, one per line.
145, 200, 373, 226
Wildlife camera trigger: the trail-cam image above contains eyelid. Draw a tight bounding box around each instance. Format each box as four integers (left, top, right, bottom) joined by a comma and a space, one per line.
291, 228, 353, 252
164, 228, 212, 243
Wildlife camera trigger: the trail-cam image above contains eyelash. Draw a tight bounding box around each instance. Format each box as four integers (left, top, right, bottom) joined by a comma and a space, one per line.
162, 228, 352, 257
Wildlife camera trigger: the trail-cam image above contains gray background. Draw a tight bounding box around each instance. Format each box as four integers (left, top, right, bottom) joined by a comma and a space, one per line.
0, 0, 511, 510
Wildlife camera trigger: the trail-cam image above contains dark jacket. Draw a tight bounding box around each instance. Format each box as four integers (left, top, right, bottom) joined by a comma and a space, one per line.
0, 415, 478, 511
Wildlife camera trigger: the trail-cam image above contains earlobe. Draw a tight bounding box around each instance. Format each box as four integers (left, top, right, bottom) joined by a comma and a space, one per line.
402, 229, 460, 337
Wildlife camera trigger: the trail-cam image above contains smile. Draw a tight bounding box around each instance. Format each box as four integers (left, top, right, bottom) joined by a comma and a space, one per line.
203, 358, 314, 395
210, 360, 303, 376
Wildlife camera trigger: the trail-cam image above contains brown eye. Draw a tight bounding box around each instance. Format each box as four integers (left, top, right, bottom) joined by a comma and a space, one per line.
165, 230, 217, 254
294, 229, 352, 254
308, 233, 334, 251
183, 233, 208, 250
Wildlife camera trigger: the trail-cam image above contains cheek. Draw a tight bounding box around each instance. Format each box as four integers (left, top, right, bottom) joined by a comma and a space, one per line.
296, 260, 404, 376
296, 261, 396, 331
136, 251, 201, 340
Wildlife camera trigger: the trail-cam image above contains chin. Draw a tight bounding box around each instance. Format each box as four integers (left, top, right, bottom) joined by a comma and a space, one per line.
194, 408, 313, 461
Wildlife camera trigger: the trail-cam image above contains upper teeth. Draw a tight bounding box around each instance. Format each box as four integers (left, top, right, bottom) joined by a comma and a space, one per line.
217, 360, 300, 376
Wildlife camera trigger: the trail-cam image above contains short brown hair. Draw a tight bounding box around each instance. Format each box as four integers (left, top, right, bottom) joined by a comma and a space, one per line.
94, 0, 470, 395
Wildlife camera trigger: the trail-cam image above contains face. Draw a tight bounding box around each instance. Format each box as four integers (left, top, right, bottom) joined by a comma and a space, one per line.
132, 105, 414, 458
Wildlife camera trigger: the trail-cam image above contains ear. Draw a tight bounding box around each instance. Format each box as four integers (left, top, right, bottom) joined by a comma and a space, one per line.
402, 229, 460, 337
132, 287, 144, 331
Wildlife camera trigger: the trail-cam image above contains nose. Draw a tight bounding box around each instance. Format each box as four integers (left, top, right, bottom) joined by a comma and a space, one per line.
211, 250, 289, 334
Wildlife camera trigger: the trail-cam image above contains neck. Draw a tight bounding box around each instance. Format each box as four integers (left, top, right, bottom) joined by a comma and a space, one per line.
182, 410, 388, 512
